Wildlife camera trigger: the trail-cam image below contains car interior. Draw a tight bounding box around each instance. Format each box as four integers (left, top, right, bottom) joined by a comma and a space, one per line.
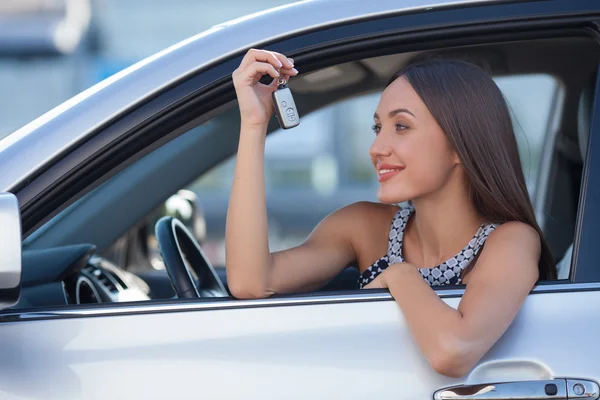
12, 35, 599, 309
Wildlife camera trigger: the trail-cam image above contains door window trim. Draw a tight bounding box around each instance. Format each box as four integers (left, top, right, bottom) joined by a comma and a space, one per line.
1, 281, 599, 323
571, 65, 600, 282
534, 83, 566, 230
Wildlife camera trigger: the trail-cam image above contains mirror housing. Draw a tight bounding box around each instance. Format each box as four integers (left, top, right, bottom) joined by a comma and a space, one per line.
0, 193, 21, 310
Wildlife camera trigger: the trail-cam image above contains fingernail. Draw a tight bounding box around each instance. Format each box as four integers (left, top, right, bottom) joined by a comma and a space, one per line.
292, 68, 298, 74
288, 58, 294, 65
277, 60, 283, 68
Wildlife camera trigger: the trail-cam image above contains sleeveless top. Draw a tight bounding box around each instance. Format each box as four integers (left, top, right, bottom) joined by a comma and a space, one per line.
359, 203, 500, 289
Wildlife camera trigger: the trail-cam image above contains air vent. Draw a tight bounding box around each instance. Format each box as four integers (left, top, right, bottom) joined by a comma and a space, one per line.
75, 277, 102, 304
84, 265, 119, 293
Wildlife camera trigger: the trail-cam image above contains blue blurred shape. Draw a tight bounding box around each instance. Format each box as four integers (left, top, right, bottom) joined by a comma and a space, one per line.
0, 0, 91, 56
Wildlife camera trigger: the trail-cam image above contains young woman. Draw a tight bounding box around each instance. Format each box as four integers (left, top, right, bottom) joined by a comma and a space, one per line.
225, 48, 556, 377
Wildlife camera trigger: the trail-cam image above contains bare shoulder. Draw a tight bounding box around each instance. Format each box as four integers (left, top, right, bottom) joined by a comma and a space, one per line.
486, 221, 540, 253
338, 201, 399, 218
315, 201, 399, 268
329, 201, 399, 231
470, 221, 540, 283
308, 201, 398, 251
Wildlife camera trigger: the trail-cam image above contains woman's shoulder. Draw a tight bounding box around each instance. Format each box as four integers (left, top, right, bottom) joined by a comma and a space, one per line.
319, 201, 399, 240
486, 221, 540, 248
329, 202, 400, 267
477, 221, 540, 274
463, 221, 540, 285
337, 201, 400, 223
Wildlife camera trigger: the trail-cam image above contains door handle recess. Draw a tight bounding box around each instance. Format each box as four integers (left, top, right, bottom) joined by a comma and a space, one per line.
434, 379, 599, 399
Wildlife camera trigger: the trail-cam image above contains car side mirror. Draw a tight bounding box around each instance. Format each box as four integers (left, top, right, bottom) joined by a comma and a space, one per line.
0, 193, 21, 310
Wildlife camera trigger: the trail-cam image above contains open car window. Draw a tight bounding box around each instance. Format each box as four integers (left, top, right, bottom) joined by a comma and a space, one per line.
172, 73, 561, 271
18, 36, 597, 311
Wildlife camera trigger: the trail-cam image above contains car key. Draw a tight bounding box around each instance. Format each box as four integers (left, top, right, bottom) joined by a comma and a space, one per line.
272, 78, 300, 129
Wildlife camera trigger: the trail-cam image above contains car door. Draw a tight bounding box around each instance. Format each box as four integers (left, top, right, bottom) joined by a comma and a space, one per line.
2, 1, 600, 399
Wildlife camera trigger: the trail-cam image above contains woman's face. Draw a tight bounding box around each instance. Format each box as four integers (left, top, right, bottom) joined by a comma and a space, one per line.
370, 76, 460, 204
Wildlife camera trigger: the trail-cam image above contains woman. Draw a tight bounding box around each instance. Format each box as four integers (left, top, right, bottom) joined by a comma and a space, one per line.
225, 49, 556, 377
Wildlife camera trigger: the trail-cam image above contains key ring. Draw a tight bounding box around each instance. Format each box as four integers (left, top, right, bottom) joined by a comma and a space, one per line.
278, 77, 287, 86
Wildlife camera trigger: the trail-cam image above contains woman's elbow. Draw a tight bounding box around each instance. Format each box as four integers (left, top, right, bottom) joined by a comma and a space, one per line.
429, 354, 472, 378
226, 270, 271, 299
428, 340, 478, 378
227, 279, 269, 299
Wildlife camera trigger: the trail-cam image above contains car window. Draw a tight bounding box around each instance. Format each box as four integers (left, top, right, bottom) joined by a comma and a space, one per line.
178, 73, 559, 269
18, 43, 592, 313
496, 74, 558, 195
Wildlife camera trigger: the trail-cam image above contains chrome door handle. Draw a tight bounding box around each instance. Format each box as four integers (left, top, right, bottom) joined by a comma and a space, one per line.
434, 379, 599, 399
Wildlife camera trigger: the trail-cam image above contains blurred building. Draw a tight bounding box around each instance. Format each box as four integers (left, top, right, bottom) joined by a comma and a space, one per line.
0, 0, 299, 138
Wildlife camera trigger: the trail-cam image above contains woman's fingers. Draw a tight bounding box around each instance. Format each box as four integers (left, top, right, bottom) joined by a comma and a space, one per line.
274, 66, 298, 87
271, 52, 294, 70
277, 67, 298, 82
233, 49, 298, 89
239, 48, 288, 70
281, 67, 298, 76
247, 62, 280, 81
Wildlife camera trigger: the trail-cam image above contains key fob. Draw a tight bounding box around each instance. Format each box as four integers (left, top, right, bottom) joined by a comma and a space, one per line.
272, 78, 300, 129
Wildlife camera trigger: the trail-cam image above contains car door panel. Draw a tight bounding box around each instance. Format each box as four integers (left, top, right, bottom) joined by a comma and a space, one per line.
0, 287, 598, 400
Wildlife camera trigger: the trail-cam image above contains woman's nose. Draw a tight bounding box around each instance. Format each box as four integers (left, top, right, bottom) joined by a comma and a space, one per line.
369, 135, 392, 158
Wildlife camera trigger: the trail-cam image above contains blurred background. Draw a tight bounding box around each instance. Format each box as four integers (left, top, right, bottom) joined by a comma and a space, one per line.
0, 0, 556, 269
0, 0, 304, 139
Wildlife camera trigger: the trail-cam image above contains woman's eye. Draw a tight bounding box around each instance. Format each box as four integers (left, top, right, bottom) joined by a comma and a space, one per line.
371, 123, 407, 134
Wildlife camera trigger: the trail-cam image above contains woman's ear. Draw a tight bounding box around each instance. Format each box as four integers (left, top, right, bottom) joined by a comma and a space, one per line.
452, 151, 461, 166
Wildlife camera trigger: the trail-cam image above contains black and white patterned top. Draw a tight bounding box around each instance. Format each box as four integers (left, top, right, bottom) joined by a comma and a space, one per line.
359, 203, 499, 289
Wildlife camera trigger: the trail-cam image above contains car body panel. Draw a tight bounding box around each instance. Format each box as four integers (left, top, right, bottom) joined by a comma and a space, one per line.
1, 287, 599, 399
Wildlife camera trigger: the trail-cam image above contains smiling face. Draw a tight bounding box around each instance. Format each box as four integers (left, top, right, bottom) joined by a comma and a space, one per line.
369, 76, 461, 204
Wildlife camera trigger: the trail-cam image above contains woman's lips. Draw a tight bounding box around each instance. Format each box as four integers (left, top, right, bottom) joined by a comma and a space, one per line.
377, 167, 404, 182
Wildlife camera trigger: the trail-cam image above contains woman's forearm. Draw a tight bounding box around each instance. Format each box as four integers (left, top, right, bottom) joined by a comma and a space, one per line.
225, 123, 273, 298
384, 265, 469, 377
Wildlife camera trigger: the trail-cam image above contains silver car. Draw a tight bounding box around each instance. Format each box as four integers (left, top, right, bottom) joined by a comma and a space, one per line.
0, 0, 599, 398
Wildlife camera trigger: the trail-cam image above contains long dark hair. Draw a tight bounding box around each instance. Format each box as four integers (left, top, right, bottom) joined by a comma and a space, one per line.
387, 58, 556, 280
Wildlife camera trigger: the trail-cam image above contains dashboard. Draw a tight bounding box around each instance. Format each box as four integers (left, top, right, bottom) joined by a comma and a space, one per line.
14, 243, 362, 310
65, 255, 151, 305
15, 244, 152, 309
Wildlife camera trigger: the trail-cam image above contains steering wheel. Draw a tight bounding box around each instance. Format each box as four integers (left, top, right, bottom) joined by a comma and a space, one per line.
155, 216, 228, 298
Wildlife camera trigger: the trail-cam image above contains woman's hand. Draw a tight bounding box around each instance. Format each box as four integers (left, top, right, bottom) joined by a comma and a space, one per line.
363, 263, 416, 290
232, 49, 297, 128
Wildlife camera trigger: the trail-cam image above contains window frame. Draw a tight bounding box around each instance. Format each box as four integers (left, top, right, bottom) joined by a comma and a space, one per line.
571, 66, 600, 283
